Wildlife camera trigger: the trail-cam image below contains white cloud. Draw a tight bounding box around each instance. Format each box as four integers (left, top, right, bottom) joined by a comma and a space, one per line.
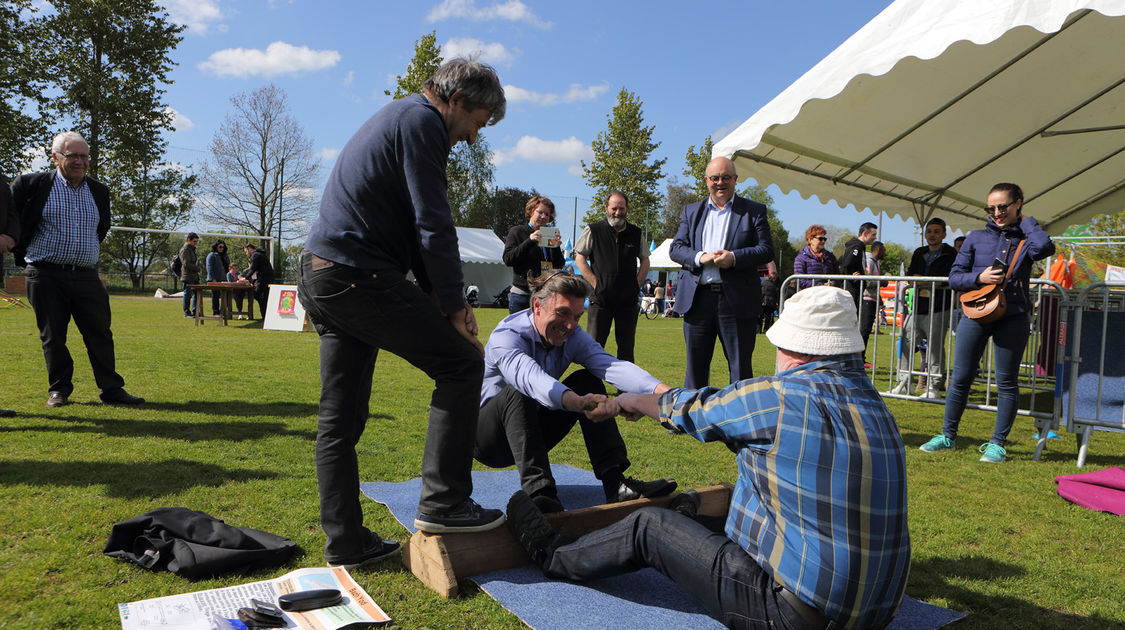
493, 136, 592, 165
317, 148, 339, 161
198, 41, 341, 78
567, 164, 584, 176
165, 107, 194, 132
427, 0, 550, 27
161, 0, 223, 35
343, 70, 354, 87
503, 83, 608, 106
442, 37, 514, 66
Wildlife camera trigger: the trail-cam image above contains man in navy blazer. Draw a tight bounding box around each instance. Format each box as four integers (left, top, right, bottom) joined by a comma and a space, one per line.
670, 157, 774, 388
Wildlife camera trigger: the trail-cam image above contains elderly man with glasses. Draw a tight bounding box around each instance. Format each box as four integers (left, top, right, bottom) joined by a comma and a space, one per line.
474, 270, 676, 513
670, 157, 774, 389
10, 131, 144, 408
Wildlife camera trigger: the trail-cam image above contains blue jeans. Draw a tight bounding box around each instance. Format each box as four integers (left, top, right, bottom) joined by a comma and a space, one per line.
545, 507, 821, 629
508, 290, 530, 314
182, 280, 197, 315
941, 313, 1030, 446
297, 252, 483, 561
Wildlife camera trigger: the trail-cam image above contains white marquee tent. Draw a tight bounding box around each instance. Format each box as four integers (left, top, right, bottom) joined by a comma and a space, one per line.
714, 0, 1125, 235
455, 226, 511, 305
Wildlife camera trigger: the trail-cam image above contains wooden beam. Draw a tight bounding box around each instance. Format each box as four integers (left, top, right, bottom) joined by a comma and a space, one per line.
403, 484, 733, 598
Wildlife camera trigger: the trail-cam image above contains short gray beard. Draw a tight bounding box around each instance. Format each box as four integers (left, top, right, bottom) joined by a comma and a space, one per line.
608, 217, 626, 229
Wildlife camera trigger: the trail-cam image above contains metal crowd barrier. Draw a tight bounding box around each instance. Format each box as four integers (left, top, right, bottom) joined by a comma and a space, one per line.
1058, 282, 1125, 467
781, 274, 1069, 460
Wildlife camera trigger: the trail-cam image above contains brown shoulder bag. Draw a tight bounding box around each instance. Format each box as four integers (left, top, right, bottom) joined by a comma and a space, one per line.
959, 240, 1025, 324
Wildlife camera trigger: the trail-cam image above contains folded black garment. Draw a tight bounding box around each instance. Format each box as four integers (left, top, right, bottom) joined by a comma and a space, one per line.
104, 507, 297, 579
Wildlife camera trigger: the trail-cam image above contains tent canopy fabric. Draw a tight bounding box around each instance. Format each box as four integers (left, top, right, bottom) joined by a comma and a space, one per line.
648, 239, 680, 270
455, 227, 510, 305
714, 0, 1125, 235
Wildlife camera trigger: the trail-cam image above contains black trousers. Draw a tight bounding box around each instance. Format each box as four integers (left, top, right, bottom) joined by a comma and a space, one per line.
474, 370, 629, 499
25, 264, 125, 396
586, 298, 638, 362
860, 299, 878, 353
682, 288, 757, 389
297, 252, 483, 562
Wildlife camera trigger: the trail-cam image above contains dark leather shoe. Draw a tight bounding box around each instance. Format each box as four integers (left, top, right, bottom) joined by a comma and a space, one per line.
325, 534, 401, 570
100, 389, 145, 405
610, 477, 677, 503
668, 490, 701, 518
531, 494, 565, 514
46, 392, 68, 408
506, 491, 564, 569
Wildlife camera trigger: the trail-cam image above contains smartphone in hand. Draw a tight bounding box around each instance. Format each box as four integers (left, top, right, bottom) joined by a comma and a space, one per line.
991, 257, 1008, 272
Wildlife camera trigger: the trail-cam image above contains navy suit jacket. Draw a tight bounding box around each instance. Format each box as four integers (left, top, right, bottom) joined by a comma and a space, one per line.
669, 195, 774, 316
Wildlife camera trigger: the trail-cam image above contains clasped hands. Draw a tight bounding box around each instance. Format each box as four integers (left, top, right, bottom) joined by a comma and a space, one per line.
699, 249, 735, 269
564, 391, 651, 423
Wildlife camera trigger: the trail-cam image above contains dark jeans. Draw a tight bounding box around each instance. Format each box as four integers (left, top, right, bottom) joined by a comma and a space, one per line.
297, 252, 483, 561
586, 298, 638, 362
860, 299, 878, 353
182, 280, 197, 315
683, 288, 758, 389
26, 265, 125, 396
474, 370, 628, 500
508, 290, 530, 314
253, 283, 269, 316
546, 507, 821, 630
942, 313, 1030, 446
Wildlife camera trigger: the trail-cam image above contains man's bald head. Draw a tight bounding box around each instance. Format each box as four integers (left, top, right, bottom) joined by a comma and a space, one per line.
705, 157, 738, 206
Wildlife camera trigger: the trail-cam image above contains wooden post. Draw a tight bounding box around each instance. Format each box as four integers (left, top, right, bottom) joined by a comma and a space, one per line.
403, 484, 733, 598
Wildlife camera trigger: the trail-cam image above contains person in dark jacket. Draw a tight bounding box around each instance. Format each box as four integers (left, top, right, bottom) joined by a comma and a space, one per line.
793, 224, 839, 291
241, 242, 274, 316
177, 233, 202, 317
918, 183, 1055, 463
206, 240, 231, 316
891, 218, 958, 398
837, 222, 878, 310
11, 131, 143, 407
502, 195, 565, 314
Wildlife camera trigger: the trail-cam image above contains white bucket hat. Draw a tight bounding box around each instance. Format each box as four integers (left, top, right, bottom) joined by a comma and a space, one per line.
766, 285, 863, 355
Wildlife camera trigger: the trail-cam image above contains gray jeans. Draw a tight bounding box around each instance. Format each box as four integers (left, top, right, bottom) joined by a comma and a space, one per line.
898, 309, 952, 382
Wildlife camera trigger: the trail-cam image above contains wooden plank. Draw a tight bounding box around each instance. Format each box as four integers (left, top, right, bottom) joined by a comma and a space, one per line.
406, 484, 733, 598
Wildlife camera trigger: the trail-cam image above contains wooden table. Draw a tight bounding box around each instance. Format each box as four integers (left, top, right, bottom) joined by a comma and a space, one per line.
188, 283, 257, 326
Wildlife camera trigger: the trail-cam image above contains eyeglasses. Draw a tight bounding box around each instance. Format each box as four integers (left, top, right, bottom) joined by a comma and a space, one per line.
986, 202, 1018, 214
56, 152, 89, 161
707, 174, 736, 183
813, 236, 827, 241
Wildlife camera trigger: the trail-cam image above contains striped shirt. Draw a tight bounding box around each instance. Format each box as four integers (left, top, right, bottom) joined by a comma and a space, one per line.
658, 354, 910, 629
24, 172, 101, 267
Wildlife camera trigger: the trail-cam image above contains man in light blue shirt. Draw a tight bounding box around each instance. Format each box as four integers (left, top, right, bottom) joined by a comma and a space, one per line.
475, 270, 675, 513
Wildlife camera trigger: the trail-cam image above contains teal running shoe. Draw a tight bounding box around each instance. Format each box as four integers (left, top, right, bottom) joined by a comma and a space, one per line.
919, 435, 954, 452
978, 442, 1007, 463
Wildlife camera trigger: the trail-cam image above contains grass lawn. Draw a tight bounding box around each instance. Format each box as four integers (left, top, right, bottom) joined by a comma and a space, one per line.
0, 295, 1123, 629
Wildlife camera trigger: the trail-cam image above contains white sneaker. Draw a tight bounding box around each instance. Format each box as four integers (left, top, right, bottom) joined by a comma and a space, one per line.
890, 378, 911, 395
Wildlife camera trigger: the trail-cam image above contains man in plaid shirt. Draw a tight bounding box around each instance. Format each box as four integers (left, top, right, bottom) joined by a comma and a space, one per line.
507, 286, 910, 629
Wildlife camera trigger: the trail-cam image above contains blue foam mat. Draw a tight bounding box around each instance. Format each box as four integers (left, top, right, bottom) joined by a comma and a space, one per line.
362, 465, 965, 630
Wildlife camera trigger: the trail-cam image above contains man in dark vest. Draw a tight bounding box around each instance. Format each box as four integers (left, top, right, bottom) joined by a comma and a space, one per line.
573, 191, 649, 362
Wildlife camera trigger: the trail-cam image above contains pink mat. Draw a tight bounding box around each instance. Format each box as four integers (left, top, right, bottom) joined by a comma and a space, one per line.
1055, 467, 1125, 515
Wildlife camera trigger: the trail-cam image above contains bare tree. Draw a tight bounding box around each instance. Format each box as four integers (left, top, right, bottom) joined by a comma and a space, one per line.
197, 84, 318, 269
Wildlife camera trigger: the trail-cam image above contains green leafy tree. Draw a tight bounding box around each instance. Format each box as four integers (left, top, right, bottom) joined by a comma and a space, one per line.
98, 162, 196, 288
0, 0, 49, 176
1084, 210, 1125, 267
458, 186, 539, 239
37, 0, 193, 285
660, 180, 695, 240
882, 242, 911, 275
389, 30, 495, 226
582, 88, 666, 240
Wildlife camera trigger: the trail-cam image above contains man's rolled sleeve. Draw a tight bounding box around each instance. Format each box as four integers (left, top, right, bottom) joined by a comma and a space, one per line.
658, 379, 782, 446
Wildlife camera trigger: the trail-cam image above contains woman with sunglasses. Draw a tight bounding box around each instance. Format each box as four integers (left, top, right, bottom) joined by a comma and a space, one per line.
793, 224, 839, 291
919, 183, 1055, 463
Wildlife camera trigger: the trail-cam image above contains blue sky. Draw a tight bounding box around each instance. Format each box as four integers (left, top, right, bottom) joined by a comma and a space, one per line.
156, 0, 926, 248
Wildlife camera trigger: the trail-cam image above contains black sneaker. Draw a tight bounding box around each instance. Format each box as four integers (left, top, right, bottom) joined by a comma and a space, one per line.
531, 493, 565, 514
506, 491, 564, 569
100, 389, 145, 405
325, 535, 401, 570
609, 477, 678, 503
668, 490, 701, 518
414, 498, 505, 534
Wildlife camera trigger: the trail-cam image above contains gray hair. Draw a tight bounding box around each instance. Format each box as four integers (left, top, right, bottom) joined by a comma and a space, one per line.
52, 131, 87, 154
528, 270, 590, 302
423, 57, 506, 125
